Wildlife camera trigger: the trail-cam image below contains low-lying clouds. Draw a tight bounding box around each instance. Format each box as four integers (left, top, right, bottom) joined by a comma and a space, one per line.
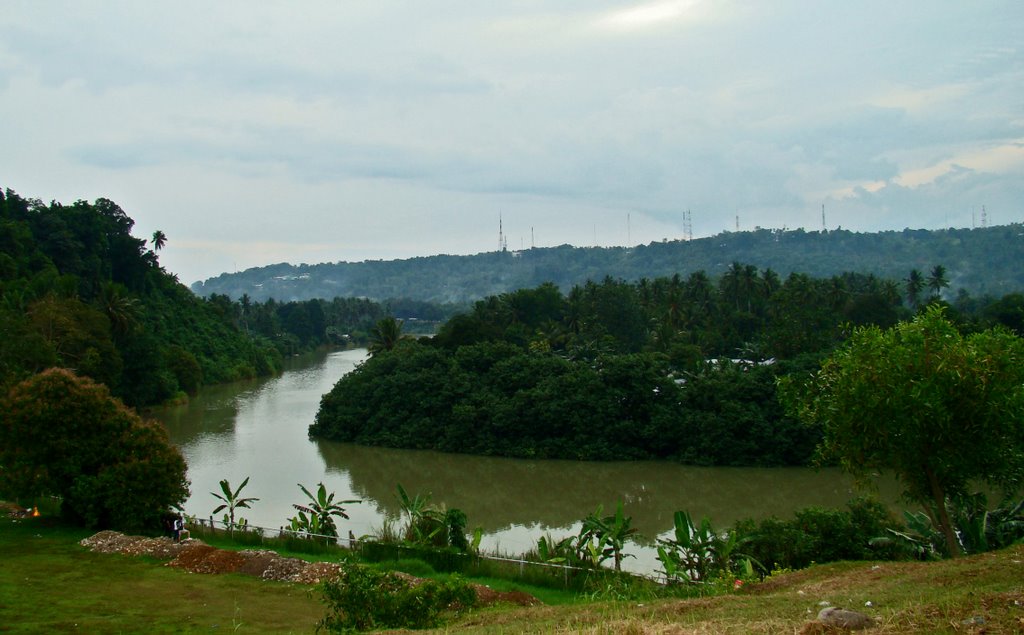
1, 1, 1021, 284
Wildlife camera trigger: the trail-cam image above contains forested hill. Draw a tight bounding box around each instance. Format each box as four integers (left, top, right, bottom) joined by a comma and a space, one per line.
0, 189, 283, 407
193, 224, 1024, 304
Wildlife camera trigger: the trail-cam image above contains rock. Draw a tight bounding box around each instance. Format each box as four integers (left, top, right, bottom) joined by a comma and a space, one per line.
817, 607, 875, 630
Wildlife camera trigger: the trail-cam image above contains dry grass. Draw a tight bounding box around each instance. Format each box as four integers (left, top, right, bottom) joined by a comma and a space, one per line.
429, 545, 1024, 634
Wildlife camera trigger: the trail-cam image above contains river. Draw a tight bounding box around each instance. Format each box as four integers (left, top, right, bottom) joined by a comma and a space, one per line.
156, 348, 902, 574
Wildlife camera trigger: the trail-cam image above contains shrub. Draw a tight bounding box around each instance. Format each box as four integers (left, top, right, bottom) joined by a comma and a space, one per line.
0, 368, 189, 531
733, 497, 902, 572
317, 562, 476, 633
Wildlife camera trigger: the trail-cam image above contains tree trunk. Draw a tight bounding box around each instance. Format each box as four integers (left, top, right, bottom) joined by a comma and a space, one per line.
925, 466, 960, 557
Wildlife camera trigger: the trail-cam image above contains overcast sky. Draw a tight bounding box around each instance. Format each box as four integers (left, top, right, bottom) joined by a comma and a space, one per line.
2, 2, 1022, 285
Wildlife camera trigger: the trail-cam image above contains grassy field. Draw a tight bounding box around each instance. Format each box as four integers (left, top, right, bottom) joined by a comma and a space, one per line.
2, 512, 1022, 633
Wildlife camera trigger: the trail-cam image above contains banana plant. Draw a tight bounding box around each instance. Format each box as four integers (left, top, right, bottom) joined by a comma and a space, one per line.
210, 476, 259, 534
292, 482, 360, 539
288, 509, 323, 538
656, 510, 760, 583
395, 483, 445, 545
580, 501, 638, 571
537, 534, 577, 565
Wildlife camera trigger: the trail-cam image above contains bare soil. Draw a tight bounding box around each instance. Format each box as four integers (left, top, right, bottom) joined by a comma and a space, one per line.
79, 530, 539, 607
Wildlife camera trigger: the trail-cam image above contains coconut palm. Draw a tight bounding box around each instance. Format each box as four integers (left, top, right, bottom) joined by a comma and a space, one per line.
905, 269, 925, 310
151, 230, 167, 251
368, 316, 404, 356
927, 264, 949, 299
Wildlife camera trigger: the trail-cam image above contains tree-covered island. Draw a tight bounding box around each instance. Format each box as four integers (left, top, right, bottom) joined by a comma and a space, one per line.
312, 271, 1024, 468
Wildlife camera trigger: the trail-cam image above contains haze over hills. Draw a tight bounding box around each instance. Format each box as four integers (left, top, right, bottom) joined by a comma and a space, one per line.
192, 225, 1024, 305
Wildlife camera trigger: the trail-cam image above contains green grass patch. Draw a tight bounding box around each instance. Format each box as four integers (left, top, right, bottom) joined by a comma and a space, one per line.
0, 514, 322, 634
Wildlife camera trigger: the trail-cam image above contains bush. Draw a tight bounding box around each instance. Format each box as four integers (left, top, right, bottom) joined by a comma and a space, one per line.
733, 498, 902, 572
0, 368, 189, 531
317, 562, 476, 633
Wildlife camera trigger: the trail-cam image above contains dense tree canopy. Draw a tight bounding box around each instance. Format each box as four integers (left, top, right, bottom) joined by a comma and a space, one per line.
781, 306, 1024, 556
0, 368, 190, 531
0, 188, 288, 405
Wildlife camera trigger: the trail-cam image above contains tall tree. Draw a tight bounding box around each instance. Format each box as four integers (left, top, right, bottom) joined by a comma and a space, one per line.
905, 269, 925, 310
927, 264, 949, 299
781, 306, 1024, 556
150, 230, 167, 251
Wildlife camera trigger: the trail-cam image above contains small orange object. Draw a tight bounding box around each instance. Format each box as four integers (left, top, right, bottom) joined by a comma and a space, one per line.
31, 507, 40, 517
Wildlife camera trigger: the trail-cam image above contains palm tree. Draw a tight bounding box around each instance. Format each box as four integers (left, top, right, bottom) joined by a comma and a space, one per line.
368, 316, 404, 356
98, 282, 140, 336
211, 477, 259, 532
151, 230, 167, 251
927, 264, 949, 299
905, 269, 925, 310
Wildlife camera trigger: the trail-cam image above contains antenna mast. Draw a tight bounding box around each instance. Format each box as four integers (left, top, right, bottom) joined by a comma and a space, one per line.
822, 203, 826, 231
683, 209, 693, 241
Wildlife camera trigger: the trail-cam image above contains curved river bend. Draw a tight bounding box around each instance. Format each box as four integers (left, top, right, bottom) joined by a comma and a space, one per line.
156, 348, 901, 574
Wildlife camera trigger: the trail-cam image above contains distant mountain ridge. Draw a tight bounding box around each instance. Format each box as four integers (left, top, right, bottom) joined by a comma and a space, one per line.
192, 225, 1024, 304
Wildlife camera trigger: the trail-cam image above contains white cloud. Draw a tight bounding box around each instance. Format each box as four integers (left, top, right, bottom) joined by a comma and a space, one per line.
1, 1, 1022, 285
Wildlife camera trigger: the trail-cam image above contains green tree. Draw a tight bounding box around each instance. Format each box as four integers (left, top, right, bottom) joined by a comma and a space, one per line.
0, 368, 189, 531
781, 306, 1024, 556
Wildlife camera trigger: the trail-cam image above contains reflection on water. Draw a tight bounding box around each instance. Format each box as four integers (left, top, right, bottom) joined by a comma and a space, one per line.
318, 441, 901, 540
156, 348, 902, 571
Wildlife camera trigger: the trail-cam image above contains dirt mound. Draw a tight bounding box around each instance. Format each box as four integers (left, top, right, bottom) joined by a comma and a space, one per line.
260, 555, 308, 581
79, 531, 542, 607
80, 531, 197, 559
471, 585, 542, 607
236, 549, 280, 577
168, 544, 246, 574
294, 561, 342, 584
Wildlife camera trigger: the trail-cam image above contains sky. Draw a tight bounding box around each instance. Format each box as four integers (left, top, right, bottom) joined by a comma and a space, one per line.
1, 2, 1022, 285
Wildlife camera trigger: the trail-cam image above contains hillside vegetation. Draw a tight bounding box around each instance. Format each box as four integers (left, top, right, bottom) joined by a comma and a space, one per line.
193, 224, 1024, 304
0, 188, 400, 406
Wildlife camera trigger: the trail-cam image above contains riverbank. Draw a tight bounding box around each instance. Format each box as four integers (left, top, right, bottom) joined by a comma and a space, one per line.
3, 511, 1022, 633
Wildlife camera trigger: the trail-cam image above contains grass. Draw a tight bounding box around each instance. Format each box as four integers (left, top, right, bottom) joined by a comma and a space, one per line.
0, 515, 322, 634
2, 511, 1023, 633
